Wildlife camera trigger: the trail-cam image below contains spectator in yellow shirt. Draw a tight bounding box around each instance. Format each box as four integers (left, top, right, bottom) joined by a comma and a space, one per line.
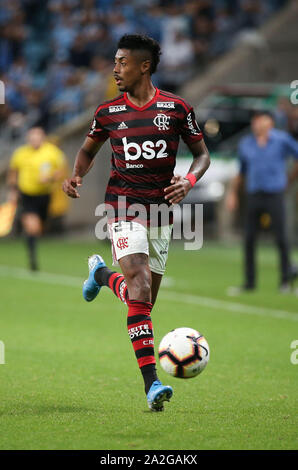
7, 127, 66, 270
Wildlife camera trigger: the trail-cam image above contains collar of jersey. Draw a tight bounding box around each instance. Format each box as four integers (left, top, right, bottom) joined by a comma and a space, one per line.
124, 87, 160, 111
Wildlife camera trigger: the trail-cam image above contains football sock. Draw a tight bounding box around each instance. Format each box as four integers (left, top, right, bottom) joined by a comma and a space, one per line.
95, 270, 158, 392
26, 235, 38, 271
94, 267, 128, 304
127, 299, 158, 394
141, 363, 159, 395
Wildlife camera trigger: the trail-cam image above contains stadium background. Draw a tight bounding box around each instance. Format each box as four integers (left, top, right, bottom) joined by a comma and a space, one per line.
0, 0, 297, 451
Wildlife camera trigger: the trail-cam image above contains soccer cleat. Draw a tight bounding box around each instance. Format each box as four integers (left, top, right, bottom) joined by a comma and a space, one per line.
147, 380, 173, 412
83, 254, 106, 302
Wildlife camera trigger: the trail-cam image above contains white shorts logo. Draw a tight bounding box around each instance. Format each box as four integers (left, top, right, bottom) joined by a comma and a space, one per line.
116, 237, 128, 250
153, 113, 170, 131
122, 137, 168, 161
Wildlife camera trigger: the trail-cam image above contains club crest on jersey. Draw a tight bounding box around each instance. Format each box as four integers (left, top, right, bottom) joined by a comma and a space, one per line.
157, 101, 175, 109
109, 105, 126, 113
153, 113, 170, 131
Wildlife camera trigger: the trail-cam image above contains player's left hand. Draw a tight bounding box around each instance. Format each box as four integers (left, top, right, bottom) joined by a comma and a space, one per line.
164, 175, 192, 205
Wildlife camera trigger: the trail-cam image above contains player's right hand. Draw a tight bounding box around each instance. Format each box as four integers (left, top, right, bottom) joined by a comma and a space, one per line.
62, 176, 82, 198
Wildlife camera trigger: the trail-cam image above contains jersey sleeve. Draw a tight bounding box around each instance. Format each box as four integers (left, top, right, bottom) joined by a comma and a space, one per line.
179, 107, 203, 146
87, 107, 109, 143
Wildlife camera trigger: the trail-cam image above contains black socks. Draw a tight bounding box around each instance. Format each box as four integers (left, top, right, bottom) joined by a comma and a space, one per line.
141, 363, 159, 394
26, 235, 38, 271
94, 266, 114, 286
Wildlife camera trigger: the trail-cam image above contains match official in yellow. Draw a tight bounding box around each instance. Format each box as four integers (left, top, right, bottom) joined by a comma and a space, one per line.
7, 127, 66, 270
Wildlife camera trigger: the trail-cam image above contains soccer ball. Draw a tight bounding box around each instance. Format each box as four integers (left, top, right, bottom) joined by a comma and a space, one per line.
158, 327, 210, 378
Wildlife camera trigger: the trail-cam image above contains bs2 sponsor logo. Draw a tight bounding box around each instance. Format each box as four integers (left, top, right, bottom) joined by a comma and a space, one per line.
123, 137, 168, 161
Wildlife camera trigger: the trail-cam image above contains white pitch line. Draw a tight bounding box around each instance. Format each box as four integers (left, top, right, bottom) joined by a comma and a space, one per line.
0, 265, 297, 322
158, 292, 298, 322
0, 265, 82, 288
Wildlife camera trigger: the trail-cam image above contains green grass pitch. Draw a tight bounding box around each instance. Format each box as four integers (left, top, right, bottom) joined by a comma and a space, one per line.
0, 238, 297, 450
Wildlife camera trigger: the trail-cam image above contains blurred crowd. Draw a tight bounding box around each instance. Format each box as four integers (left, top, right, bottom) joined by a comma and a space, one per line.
274, 96, 298, 139
0, 0, 288, 139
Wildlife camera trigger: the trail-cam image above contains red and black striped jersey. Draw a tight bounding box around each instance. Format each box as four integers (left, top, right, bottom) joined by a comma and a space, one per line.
87, 87, 203, 225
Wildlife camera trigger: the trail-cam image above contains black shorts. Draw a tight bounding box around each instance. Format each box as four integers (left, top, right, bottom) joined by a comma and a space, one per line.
20, 192, 50, 222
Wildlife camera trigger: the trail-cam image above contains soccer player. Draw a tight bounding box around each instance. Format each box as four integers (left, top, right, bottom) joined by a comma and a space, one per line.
62, 35, 210, 411
7, 127, 66, 270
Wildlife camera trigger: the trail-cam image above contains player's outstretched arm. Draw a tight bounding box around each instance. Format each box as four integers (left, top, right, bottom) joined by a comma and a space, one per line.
62, 137, 105, 198
164, 140, 210, 205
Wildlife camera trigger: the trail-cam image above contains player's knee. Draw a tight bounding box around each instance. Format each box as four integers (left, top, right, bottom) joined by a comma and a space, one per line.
22, 214, 42, 236
137, 283, 151, 302
126, 268, 151, 301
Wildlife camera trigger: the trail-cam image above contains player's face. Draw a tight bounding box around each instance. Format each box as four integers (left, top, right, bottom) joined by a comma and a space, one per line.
27, 128, 46, 149
113, 49, 145, 92
251, 115, 274, 136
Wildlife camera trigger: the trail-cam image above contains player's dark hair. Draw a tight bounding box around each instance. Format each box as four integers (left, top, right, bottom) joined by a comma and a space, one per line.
117, 34, 161, 74
251, 110, 274, 121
